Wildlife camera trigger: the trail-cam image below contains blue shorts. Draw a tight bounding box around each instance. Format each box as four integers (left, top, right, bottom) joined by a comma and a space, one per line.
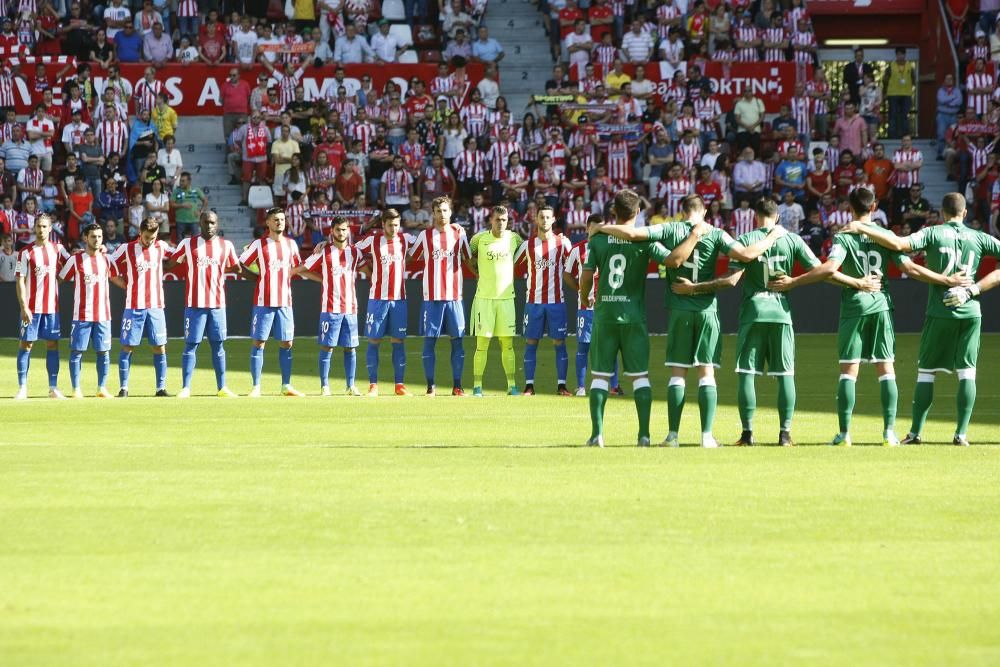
365, 299, 409, 339
420, 300, 465, 338
251, 306, 295, 342
70, 320, 112, 352
523, 303, 568, 340
121, 308, 167, 347
576, 308, 593, 343
184, 307, 228, 344
20, 312, 61, 342
319, 312, 360, 348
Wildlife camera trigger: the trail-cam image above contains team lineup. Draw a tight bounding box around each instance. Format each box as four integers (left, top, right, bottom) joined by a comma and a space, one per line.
12, 190, 1000, 447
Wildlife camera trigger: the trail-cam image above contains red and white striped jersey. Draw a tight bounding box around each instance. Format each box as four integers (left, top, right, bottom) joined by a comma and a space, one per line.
892, 149, 922, 188
777, 139, 804, 156
109, 239, 172, 310
731, 208, 756, 236
565, 208, 589, 232
616, 97, 642, 122
515, 233, 572, 304
285, 201, 307, 238
676, 115, 700, 135
350, 121, 375, 152
504, 164, 530, 201
460, 102, 488, 137
656, 4, 681, 40
544, 140, 568, 176
806, 80, 829, 116
303, 243, 361, 314
790, 96, 812, 135
239, 235, 302, 307
762, 27, 787, 61
133, 79, 163, 114
694, 97, 722, 131
594, 44, 616, 68
59, 251, 112, 322
15, 242, 68, 314
271, 69, 302, 107
656, 177, 692, 217
308, 164, 336, 199
785, 7, 809, 31
486, 139, 522, 181
827, 209, 852, 229
469, 205, 491, 232
0, 68, 15, 108
675, 140, 701, 170
564, 240, 596, 310
734, 26, 760, 62
966, 72, 993, 116
409, 224, 470, 301
453, 149, 486, 182
606, 140, 632, 182
355, 230, 410, 300
177, 0, 199, 16
791, 30, 816, 65
969, 142, 994, 174
96, 119, 128, 157
825, 145, 841, 171
431, 74, 454, 97
970, 43, 990, 61
330, 99, 356, 125
171, 235, 239, 309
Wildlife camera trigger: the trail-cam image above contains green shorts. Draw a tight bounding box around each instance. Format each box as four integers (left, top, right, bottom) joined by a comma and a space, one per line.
917, 317, 981, 373
838, 310, 895, 364
470, 298, 517, 338
591, 321, 649, 375
666, 310, 722, 368
735, 321, 795, 376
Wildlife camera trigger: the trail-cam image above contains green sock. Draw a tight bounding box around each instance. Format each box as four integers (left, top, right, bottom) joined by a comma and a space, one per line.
473, 337, 490, 388
957, 378, 977, 437
879, 374, 898, 431
634, 380, 652, 440
499, 337, 516, 389
777, 375, 796, 431
737, 373, 756, 430
589, 385, 609, 439
910, 376, 935, 436
698, 380, 717, 434
667, 378, 685, 434
837, 375, 856, 434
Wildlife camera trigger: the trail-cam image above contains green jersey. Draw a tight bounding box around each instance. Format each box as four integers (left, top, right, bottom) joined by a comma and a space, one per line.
828, 226, 908, 319
470, 230, 523, 299
584, 233, 668, 324
736, 229, 820, 325
646, 222, 737, 313
906, 221, 1000, 319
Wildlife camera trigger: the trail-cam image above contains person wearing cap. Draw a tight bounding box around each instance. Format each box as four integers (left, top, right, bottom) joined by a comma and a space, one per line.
371, 19, 406, 63
842, 48, 873, 106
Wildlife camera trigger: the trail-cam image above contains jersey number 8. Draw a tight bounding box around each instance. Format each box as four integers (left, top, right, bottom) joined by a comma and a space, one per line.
608, 254, 627, 289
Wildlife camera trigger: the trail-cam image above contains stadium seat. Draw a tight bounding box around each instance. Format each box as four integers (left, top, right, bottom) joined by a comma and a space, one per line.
248, 185, 275, 210
419, 49, 442, 63
382, 0, 406, 21
389, 24, 414, 48
398, 50, 419, 63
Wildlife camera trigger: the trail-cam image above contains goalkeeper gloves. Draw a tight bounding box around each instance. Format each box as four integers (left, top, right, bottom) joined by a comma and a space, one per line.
943, 284, 980, 308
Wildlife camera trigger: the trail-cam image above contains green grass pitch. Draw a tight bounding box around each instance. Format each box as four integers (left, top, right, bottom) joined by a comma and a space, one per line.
2, 334, 1000, 666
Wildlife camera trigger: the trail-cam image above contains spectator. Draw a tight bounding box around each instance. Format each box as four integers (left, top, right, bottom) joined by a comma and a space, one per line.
733, 88, 765, 153
805, 149, 833, 206
884, 47, 916, 138
198, 10, 227, 65
104, 0, 131, 40
565, 19, 592, 67
833, 150, 856, 197
936, 73, 963, 160
134, 0, 163, 35
67, 179, 95, 241
230, 15, 259, 65
733, 146, 766, 205
138, 152, 166, 196
472, 26, 504, 64
63, 4, 99, 61
858, 72, 882, 144
380, 155, 414, 212
777, 190, 805, 233
128, 108, 159, 185
115, 23, 143, 63
25, 105, 55, 174
103, 220, 124, 253
336, 159, 365, 207
402, 196, 431, 230
58, 154, 83, 203
899, 184, 931, 231
620, 19, 654, 64
864, 143, 895, 208
76, 128, 105, 196
892, 133, 923, 214
842, 47, 873, 105
171, 171, 207, 239
141, 21, 172, 66
0, 232, 16, 282
3, 125, 32, 176
333, 23, 375, 64
221, 68, 252, 145
774, 146, 807, 203
89, 29, 116, 68
271, 125, 301, 199
442, 0, 474, 41
443, 29, 473, 61
157, 135, 183, 190
371, 19, 406, 63
833, 101, 868, 158
151, 93, 178, 143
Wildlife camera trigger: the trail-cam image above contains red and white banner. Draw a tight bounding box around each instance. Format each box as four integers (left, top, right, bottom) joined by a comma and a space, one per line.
808, 0, 926, 14
573, 62, 811, 112
10, 62, 486, 116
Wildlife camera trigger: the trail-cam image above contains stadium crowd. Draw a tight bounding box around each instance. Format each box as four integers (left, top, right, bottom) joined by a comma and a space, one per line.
2, 0, 1000, 285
